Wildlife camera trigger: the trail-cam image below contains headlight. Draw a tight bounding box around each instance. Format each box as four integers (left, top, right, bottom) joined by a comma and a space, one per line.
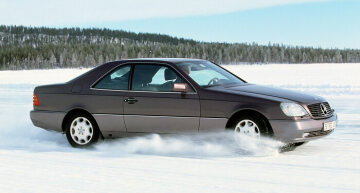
280, 102, 308, 117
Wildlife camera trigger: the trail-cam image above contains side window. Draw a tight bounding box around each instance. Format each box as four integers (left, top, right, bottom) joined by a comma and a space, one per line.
94, 65, 131, 90
131, 64, 183, 92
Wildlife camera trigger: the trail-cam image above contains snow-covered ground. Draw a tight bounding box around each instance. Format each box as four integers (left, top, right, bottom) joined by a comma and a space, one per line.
0, 64, 359, 193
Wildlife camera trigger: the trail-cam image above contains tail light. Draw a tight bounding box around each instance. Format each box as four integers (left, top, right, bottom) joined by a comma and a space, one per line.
33, 93, 39, 106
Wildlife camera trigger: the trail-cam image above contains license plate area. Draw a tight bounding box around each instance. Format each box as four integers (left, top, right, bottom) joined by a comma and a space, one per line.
323, 121, 336, 131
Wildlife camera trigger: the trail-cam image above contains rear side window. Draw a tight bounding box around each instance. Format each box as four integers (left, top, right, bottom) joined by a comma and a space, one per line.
94, 65, 131, 90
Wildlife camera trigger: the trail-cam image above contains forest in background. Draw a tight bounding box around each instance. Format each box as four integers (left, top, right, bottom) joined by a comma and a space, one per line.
1, 25, 359, 70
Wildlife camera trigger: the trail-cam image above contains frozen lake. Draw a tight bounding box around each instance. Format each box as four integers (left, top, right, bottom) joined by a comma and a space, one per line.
0, 63, 359, 193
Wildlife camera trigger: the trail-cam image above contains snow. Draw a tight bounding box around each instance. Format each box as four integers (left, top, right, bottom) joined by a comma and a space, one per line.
0, 63, 359, 193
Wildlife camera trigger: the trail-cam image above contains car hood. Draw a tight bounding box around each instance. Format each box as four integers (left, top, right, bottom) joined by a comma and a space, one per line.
214, 83, 325, 104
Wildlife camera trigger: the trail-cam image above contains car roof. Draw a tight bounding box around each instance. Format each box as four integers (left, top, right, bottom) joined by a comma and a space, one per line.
118, 58, 207, 64
96, 58, 209, 71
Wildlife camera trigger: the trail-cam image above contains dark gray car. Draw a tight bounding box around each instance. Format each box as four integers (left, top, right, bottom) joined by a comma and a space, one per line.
30, 58, 337, 147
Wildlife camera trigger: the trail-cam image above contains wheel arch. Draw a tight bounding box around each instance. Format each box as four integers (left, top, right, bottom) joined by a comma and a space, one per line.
62, 108, 104, 138
225, 109, 274, 135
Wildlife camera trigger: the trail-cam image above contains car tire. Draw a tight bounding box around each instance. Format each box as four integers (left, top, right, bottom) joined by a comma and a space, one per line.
230, 115, 269, 138
65, 113, 99, 147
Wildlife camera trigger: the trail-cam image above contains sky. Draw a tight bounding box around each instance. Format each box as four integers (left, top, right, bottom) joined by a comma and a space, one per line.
0, 0, 359, 49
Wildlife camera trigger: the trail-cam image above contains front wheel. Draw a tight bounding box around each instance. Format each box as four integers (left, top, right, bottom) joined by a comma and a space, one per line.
294, 142, 308, 146
65, 114, 99, 147
231, 115, 269, 138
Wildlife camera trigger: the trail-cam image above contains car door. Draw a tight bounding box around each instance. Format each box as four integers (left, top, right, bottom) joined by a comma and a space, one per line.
89, 64, 131, 137
123, 63, 200, 133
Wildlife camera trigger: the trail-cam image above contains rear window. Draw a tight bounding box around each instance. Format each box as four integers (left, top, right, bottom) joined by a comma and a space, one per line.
94, 65, 131, 90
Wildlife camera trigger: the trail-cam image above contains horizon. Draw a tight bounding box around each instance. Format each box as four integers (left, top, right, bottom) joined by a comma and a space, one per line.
0, 0, 359, 49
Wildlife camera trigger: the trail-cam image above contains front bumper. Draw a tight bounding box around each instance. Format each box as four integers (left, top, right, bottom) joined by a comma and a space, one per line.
30, 110, 65, 132
269, 114, 337, 143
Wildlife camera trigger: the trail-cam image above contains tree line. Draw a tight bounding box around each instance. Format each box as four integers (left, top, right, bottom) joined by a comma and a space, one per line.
0, 25, 359, 70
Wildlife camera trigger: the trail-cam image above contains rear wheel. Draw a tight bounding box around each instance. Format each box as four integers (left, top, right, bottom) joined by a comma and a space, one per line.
65, 114, 99, 147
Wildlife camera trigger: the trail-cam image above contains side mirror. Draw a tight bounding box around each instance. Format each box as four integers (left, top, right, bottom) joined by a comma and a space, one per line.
172, 83, 188, 93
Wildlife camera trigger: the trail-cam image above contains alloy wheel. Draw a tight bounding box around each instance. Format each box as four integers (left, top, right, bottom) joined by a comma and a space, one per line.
70, 117, 94, 145
234, 119, 261, 138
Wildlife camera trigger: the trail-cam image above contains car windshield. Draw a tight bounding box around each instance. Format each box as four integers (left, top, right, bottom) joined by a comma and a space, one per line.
175, 61, 244, 87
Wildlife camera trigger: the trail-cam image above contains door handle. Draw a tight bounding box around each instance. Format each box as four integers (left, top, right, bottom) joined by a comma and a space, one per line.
124, 97, 138, 104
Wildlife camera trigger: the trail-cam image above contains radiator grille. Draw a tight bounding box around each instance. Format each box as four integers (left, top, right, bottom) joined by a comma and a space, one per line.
307, 102, 333, 118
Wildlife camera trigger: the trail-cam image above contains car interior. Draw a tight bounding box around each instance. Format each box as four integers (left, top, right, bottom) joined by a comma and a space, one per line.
94, 64, 184, 92
131, 65, 183, 92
